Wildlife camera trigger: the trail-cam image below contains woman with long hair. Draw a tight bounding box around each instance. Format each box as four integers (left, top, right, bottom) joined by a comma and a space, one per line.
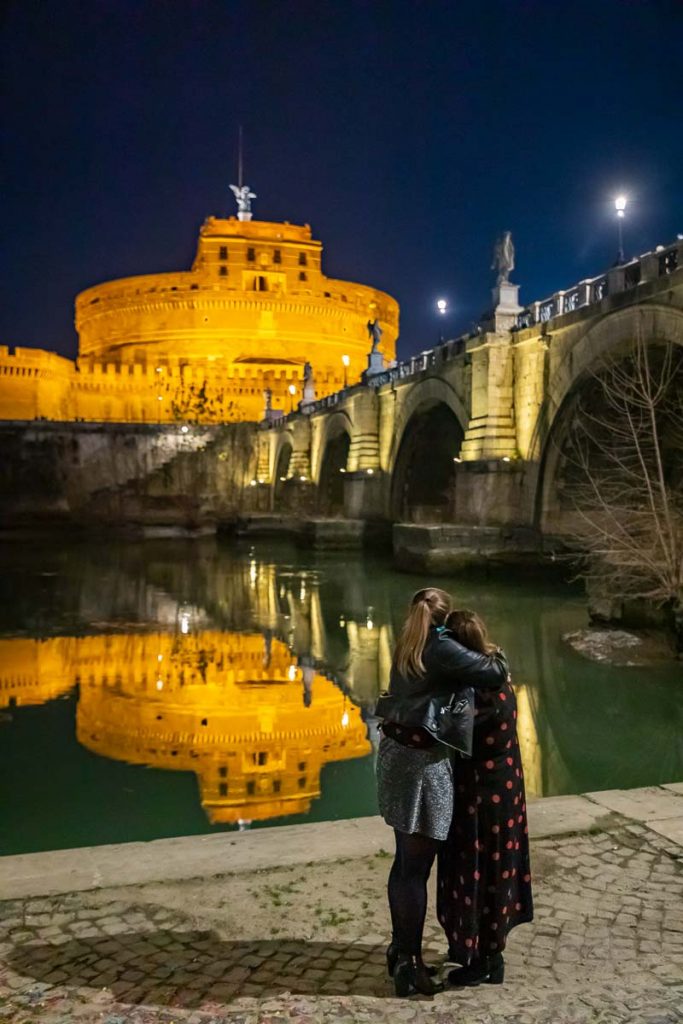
376, 589, 508, 998
437, 609, 533, 987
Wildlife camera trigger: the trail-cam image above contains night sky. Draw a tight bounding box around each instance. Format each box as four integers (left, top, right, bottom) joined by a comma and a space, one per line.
2, 1, 681, 361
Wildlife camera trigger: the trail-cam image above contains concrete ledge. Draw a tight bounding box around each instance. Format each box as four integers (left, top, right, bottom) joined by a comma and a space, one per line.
585, 785, 683, 822
526, 794, 609, 837
4, 784, 681, 901
585, 785, 683, 848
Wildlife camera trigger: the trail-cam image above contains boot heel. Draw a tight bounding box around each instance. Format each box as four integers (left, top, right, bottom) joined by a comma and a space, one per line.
485, 960, 505, 984
393, 959, 414, 997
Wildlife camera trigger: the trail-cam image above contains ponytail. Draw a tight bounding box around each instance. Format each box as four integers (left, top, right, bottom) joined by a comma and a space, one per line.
393, 587, 451, 679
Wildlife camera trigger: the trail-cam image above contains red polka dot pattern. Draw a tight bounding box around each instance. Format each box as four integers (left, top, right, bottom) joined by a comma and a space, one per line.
436, 676, 533, 968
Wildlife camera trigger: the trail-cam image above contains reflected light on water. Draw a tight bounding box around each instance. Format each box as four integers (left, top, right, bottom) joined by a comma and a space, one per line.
0, 631, 370, 827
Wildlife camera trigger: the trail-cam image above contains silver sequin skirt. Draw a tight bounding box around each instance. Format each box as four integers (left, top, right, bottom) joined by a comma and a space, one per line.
376, 735, 454, 841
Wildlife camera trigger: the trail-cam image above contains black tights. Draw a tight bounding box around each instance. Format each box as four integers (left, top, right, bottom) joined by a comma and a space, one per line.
387, 829, 441, 958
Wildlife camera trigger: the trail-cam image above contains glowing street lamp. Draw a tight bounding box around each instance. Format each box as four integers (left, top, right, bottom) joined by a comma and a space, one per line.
615, 195, 627, 263
288, 382, 297, 412
436, 298, 449, 343
341, 353, 350, 388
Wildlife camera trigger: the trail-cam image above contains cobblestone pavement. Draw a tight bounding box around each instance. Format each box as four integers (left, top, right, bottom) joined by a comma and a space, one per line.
1, 819, 682, 1024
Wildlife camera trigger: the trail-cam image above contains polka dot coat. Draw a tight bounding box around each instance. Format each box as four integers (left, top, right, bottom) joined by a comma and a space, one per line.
436, 674, 533, 964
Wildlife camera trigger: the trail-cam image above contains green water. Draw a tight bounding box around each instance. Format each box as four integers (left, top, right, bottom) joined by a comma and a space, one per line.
1, 537, 681, 856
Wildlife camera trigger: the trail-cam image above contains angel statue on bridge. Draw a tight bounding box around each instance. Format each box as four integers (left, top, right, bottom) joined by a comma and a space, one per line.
491, 231, 515, 284
367, 318, 383, 352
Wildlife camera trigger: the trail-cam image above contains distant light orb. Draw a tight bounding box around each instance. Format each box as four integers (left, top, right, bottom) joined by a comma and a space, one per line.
437, 298, 448, 315
615, 195, 627, 217
288, 383, 297, 395
180, 425, 189, 434
341, 354, 350, 367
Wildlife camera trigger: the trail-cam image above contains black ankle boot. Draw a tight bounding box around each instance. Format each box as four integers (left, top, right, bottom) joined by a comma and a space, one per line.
448, 952, 504, 987
387, 942, 438, 979
393, 955, 444, 997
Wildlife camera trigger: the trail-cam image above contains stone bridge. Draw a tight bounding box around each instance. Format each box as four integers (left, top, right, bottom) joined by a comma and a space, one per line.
254, 237, 683, 566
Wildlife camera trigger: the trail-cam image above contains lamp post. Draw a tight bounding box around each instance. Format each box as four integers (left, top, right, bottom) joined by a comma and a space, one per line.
288, 383, 297, 412
341, 353, 350, 389
436, 298, 448, 343
615, 195, 627, 264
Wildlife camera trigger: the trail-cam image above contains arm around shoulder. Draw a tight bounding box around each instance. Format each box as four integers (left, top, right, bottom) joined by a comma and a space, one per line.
432, 635, 508, 688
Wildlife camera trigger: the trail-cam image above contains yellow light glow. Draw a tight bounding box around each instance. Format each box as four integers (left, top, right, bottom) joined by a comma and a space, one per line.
0, 217, 399, 425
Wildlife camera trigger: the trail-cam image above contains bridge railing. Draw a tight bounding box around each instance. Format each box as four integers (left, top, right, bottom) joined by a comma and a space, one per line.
516, 237, 682, 329
259, 237, 682, 429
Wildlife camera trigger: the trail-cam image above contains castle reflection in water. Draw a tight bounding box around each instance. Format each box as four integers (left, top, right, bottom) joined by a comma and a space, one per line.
0, 630, 371, 825
0, 544, 549, 827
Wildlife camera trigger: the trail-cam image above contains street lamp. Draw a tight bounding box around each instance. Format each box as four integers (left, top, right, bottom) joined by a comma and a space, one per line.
436, 298, 448, 343
341, 353, 350, 388
615, 195, 627, 263
288, 383, 297, 412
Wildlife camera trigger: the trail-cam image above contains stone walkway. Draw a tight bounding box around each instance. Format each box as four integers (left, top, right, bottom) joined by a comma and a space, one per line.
1, 788, 683, 1023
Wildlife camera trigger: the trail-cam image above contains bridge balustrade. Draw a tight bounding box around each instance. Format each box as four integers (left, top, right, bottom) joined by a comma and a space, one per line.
516, 237, 683, 331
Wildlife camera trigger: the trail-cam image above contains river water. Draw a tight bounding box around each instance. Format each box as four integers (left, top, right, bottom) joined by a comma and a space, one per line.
1, 537, 681, 856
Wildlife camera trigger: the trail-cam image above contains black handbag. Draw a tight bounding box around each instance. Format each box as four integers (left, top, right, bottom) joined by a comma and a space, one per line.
375, 687, 474, 757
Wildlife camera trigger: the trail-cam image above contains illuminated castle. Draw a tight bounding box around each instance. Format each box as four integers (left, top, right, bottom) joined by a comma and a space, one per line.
0, 186, 399, 423
0, 630, 371, 823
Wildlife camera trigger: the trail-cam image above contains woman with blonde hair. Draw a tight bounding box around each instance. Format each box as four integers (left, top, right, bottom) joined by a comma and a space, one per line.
376, 588, 508, 998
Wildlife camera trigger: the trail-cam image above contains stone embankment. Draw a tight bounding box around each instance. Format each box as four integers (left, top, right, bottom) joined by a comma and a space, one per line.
1, 784, 682, 1024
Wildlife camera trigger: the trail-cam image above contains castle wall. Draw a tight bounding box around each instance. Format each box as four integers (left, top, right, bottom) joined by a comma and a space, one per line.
0, 216, 399, 427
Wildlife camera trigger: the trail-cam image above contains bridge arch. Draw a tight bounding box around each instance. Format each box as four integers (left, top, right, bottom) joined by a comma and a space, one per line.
316, 411, 352, 515
535, 306, 683, 534
531, 304, 683, 462
388, 378, 467, 523
272, 432, 294, 504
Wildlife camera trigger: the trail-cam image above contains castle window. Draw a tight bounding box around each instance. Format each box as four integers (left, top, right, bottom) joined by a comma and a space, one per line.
299, 252, 308, 266
219, 245, 228, 260
273, 780, 281, 793
219, 783, 228, 797
247, 781, 255, 796
256, 275, 268, 291
219, 266, 228, 277
298, 776, 307, 789
299, 271, 307, 282
273, 249, 281, 263
190, 283, 199, 290
247, 247, 256, 262
298, 761, 307, 771
218, 766, 228, 778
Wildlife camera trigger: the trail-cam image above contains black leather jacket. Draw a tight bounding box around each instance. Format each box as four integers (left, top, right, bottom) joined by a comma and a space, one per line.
388, 626, 508, 698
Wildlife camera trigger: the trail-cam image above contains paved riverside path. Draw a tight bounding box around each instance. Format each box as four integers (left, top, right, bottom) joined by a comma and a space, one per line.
1, 785, 682, 1024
